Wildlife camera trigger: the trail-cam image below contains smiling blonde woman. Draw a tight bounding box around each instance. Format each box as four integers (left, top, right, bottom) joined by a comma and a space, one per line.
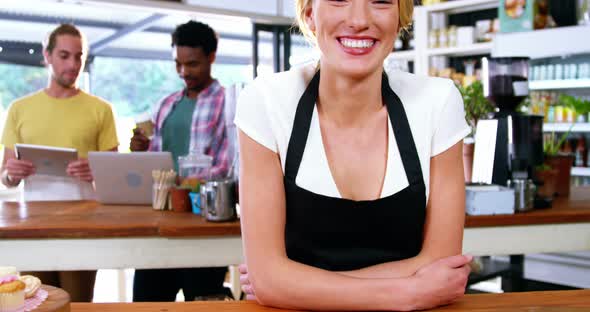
235, 0, 473, 310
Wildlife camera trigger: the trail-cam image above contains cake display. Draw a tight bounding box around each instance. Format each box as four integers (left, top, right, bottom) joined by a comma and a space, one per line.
0, 267, 69, 312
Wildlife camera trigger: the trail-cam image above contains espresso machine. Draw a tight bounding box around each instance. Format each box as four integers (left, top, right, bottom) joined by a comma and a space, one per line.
480, 57, 544, 188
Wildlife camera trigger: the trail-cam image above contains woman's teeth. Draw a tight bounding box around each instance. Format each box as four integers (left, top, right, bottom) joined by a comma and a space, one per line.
339, 38, 375, 48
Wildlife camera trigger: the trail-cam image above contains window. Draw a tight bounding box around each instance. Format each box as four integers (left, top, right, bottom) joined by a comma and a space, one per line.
90, 57, 252, 152
0, 63, 46, 110
0, 63, 46, 189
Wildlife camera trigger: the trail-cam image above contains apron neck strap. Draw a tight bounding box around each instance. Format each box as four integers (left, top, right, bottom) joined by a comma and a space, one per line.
284, 70, 424, 188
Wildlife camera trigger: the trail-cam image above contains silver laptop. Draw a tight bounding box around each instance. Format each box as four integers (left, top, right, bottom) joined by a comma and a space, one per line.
88, 152, 173, 205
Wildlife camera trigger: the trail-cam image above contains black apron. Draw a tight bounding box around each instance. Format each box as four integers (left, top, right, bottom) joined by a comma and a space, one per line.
284, 70, 427, 271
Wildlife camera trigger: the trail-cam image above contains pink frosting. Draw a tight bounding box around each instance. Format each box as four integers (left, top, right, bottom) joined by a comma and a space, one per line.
0, 275, 18, 284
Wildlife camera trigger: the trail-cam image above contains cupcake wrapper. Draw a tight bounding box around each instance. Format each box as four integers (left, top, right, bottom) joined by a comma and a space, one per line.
0, 290, 25, 312
0, 307, 24, 312
24, 288, 48, 312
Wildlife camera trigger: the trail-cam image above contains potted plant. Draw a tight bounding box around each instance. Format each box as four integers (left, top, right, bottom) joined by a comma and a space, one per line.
538, 95, 590, 196
536, 130, 571, 198
459, 81, 495, 183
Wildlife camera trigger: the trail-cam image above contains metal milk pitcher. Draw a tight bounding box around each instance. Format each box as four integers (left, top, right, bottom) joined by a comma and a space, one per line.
200, 179, 237, 222
508, 178, 536, 212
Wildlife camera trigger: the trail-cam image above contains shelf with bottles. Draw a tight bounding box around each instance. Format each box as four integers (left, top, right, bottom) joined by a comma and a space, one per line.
528, 54, 590, 90
425, 7, 498, 56
419, 0, 498, 77
528, 90, 590, 131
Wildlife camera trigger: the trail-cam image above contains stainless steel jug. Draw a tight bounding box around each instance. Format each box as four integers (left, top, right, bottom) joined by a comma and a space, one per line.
200, 179, 237, 222
508, 178, 536, 212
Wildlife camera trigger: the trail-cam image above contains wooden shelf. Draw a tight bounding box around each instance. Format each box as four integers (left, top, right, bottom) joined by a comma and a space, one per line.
427, 42, 493, 57
544, 123, 590, 132
529, 79, 590, 90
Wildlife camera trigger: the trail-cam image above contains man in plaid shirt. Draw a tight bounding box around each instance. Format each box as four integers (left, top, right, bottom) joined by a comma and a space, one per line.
130, 21, 231, 301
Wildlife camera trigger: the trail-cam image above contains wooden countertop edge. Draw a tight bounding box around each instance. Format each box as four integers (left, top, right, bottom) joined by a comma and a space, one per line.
0, 220, 243, 239
3, 217, 590, 237
69, 290, 590, 311
465, 214, 590, 227
0, 227, 159, 239
157, 227, 242, 237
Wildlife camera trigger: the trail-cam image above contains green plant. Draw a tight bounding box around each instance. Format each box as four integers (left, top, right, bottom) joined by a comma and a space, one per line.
543, 129, 572, 156
541, 95, 590, 157
539, 94, 590, 159
537, 129, 572, 172
559, 94, 590, 117
535, 163, 552, 172
459, 81, 495, 137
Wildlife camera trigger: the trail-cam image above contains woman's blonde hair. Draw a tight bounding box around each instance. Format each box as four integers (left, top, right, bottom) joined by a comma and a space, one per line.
295, 0, 414, 43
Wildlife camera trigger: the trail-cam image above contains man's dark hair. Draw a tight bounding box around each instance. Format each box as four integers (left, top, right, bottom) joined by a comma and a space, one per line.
44, 23, 87, 54
172, 21, 218, 55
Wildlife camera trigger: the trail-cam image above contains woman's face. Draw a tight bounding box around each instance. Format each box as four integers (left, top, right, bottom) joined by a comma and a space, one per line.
305, 0, 400, 78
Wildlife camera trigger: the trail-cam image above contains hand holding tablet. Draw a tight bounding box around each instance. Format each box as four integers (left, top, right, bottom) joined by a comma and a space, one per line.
14, 144, 78, 178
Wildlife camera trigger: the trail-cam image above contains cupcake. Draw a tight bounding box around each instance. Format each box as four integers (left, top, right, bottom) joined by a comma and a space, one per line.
0, 275, 25, 312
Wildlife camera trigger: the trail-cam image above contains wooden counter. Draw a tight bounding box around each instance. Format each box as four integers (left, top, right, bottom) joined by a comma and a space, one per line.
2, 186, 590, 238
1, 187, 590, 270
0, 200, 240, 239
71, 290, 590, 312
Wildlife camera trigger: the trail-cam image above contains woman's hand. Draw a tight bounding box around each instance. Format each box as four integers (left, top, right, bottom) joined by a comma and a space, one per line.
238, 264, 258, 301
67, 159, 94, 182
404, 254, 472, 311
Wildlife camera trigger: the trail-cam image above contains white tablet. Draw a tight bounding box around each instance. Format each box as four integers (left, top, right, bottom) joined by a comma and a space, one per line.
14, 144, 78, 177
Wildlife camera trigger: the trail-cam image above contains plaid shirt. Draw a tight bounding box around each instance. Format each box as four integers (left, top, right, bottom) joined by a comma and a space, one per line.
149, 80, 229, 178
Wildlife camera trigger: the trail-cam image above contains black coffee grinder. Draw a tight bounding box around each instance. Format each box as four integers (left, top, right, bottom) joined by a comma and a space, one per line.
481, 57, 544, 186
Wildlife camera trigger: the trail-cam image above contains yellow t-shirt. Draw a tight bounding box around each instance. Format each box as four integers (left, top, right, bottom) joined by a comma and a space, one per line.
1, 90, 119, 157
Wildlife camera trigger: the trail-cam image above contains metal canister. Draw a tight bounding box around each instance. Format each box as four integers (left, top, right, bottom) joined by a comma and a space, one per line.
200, 178, 237, 222
508, 179, 536, 212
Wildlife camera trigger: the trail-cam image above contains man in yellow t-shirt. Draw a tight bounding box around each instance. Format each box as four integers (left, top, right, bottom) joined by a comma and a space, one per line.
2, 88, 118, 158
0, 24, 118, 302
1, 25, 118, 187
